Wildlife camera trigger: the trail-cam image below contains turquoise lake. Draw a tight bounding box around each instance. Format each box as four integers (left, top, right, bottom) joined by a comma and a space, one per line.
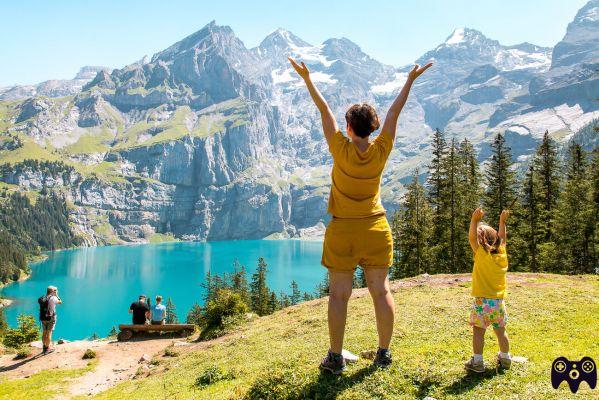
0, 240, 325, 340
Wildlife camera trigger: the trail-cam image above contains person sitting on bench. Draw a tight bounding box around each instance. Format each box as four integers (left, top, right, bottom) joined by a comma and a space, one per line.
151, 295, 166, 325
129, 294, 150, 325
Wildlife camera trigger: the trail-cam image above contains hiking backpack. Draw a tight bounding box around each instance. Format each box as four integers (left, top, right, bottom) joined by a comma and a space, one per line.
38, 295, 53, 321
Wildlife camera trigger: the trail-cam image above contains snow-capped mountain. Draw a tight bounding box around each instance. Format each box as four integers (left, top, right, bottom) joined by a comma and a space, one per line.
0, 2, 597, 243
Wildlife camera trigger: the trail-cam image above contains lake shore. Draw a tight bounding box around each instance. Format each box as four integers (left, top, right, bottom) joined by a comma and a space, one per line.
0, 269, 31, 290
0, 297, 13, 308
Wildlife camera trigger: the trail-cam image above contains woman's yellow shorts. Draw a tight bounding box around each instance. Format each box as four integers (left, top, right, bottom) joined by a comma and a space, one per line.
321, 215, 393, 274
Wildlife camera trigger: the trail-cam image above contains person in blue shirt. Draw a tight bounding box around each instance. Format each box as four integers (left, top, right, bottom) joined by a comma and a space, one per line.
151, 295, 167, 325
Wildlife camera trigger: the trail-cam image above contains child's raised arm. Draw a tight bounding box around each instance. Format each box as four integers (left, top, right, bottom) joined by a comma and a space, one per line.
499, 210, 510, 244
469, 207, 484, 253
288, 57, 338, 143
380, 62, 432, 141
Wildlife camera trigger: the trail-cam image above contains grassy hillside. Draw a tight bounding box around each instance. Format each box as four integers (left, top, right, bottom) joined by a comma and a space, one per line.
88, 273, 598, 400
1, 273, 597, 399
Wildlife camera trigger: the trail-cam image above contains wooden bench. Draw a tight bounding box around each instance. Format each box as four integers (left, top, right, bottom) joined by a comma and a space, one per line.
117, 323, 195, 341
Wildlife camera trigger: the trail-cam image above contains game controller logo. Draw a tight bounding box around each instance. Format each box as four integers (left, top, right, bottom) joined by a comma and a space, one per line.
551, 357, 597, 393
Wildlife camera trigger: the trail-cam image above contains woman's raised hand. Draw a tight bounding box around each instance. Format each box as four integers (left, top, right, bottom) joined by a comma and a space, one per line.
472, 207, 484, 222
408, 62, 433, 81
288, 57, 310, 80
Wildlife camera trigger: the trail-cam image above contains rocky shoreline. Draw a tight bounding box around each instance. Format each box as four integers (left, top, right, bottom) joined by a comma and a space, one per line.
0, 298, 13, 308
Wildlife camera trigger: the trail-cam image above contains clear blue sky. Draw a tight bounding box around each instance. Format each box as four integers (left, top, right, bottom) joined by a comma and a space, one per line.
0, 0, 589, 86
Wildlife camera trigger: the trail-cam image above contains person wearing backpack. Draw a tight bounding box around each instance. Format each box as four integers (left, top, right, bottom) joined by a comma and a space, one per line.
38, 285, 62, 354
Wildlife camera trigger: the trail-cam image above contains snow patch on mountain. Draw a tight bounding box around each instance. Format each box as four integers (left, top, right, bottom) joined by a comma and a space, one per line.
271, 68, 296, 84
495, 48, 551, 71
294, 72, 337, 85
505, 125, 530, 135
579, 5, 598, 22
371, 73, 408, 95
495, 104, 599, 139
446, 28, 466, 45
289, 43, 336, 67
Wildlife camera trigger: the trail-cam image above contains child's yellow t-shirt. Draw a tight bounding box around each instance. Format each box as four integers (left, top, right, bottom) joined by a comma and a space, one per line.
471, 244, 508, 299
327, 130, 394, 218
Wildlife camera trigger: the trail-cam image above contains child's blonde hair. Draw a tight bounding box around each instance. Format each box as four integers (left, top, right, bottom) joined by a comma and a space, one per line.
477, 224, 502, 254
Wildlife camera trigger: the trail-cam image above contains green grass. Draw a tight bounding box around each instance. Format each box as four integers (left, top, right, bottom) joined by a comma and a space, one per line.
0, 136, 60, 164
147, 232, 179, 243
90, 273, 598, 400
114, 106, 192, 149
0, 361, 96, 400
63, 128, 115, 154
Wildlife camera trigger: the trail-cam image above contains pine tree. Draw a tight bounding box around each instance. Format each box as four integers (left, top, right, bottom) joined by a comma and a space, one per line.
165, 298, 179, 324
268, 292, 279, 314
533, 131, 561, 240
231, 261, 250, 305
392, 170, 434, 278
520, 165, 540, 271
290, 280, 301, 305
108, 326, 117, 337
279, 292, 291, 308
427, 129, 448, 238
455, 139, 482, 272
426, 129, 449, 272
315, 273, 330, 298
483, 133, 517, 227
553, 144, 595, 273
590, 148, 599, 266
352, 268, 367, 288
444, 139, 460, 272
250, 257, 271, 316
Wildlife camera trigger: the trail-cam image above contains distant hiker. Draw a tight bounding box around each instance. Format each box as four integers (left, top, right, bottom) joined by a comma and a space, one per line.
39, 285, 62, 354
289, 57, 432, 374
129, 294, 150, 325
151, 295, 166, 325
465, 208, 512, 373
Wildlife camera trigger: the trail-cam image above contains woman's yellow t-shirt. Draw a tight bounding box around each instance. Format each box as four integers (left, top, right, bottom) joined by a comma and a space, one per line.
327, 130, 394, 218
471, 244, 508, 299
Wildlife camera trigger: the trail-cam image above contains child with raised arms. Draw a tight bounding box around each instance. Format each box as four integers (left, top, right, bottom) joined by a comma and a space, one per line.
465, 207, 512, 373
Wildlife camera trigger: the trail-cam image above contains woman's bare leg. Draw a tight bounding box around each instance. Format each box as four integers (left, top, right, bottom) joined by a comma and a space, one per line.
327, 271, 354, 354
364, 268, 395, 349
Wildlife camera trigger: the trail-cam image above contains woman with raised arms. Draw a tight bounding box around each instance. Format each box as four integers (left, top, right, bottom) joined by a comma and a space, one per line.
289, 57, 432, 374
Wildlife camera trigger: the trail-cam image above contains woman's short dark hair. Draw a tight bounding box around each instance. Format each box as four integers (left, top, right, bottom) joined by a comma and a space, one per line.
345, 103, 380, 138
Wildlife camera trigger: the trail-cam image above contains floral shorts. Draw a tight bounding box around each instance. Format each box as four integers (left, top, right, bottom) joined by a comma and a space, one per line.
469, 297, 508, 329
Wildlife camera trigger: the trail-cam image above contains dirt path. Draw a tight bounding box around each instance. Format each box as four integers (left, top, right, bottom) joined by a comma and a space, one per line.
0, 334, 199, 398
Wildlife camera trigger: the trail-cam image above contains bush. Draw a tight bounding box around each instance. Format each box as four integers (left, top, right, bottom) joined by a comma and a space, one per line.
3, 314, 39, 349
194, 365, 235, 388
82, 348, 96, 359
0, 306, 7, 336
197, 289, 248, 340
14, 346, 31, 360
164, 345, 179, 357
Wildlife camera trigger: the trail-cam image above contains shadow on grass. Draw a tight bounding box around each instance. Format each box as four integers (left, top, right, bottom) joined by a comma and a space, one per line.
300, 366, 378, 399
442, 368, 501, 396
244, 365, 377, 400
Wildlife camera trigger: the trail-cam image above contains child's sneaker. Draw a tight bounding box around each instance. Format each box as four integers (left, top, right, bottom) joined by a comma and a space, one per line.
373, 347, 393, 369
497, 354, 512, 370
464, 356, 485, 373
319, 350, 346, 375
